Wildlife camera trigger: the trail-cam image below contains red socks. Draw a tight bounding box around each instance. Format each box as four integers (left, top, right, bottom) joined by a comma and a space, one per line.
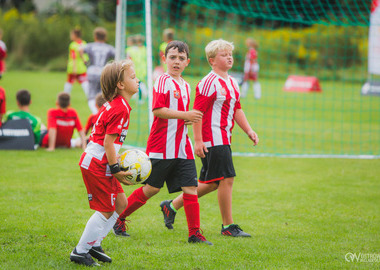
119, 187, 149, 219
183, 193, 200, 236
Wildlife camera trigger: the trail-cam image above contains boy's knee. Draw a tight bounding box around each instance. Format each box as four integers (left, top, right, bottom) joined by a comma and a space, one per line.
143, 185, 160, 198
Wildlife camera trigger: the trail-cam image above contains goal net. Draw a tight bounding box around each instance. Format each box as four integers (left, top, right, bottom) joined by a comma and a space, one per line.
117, 0, 380, 158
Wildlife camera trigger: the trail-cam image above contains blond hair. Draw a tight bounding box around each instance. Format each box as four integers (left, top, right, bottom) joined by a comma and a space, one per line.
100, 60, 134, 101
205, 39, 234, 65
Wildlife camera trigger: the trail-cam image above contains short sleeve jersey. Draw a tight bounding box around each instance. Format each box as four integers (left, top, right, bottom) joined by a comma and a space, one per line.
85, 114, 97, 135
82, 95, 131, 169
146, 73, 194, 160
67, 40, 88, 74
84, 42, 115, 77
193, 71, 242, 147
4, 110, 42, 144
41, 108, 83, 148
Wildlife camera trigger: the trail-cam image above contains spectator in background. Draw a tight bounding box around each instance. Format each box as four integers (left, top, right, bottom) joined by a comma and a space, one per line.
0, 86, 5, 127
126, 34, 147, 102
0, 29, 7, 79
84, 93, 106, 136
82, 27, 115, 114
41, 92, 86, 151
4, 89, 44, 148
241, 38, 261, 99
153, 28, 175, 80
64, 29, 90, 98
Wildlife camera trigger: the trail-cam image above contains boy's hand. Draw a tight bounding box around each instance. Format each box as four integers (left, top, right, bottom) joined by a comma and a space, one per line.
247, 130, 259, 146
113, 171, 134, 185
185, 110, 203, 123
194, 141, 208, 158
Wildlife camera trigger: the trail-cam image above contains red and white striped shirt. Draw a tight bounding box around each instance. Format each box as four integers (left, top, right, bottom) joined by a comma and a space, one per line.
193, 71, 242, 147
146, 73, 194, 160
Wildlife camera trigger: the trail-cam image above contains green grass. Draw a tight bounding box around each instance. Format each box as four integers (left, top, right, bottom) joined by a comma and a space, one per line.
0, 150, 379, 269
1, 70, 379, 156
0, 71, 379, 268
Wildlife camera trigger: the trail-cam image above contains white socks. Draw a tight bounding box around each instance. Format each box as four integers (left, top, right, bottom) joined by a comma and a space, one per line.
64, 82, 73, 93
241, 81, 261, 99
76, 211, 107, 254
88, 99, 97, 114
93, 212, 119, 247
81, 81, 90, 97
241, 82, 249, 98
254, 82, 261, 99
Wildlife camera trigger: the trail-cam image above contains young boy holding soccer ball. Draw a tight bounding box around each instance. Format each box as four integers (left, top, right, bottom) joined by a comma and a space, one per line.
70, 59, 139, 266
113, 40, 212, 245
160, 39, 259, 237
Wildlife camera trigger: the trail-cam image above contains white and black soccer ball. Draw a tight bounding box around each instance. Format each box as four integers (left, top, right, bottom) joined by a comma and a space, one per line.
119, 149, 152, 185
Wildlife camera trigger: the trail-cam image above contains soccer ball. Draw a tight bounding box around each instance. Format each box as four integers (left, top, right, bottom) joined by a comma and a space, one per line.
119, 149, 152, 184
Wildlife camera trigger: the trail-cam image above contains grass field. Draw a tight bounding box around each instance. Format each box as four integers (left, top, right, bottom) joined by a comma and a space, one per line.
0, 71, 380, 269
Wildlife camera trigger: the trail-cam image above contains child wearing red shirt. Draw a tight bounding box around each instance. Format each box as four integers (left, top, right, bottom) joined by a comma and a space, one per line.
70, 60, 139, 266
41, 92, 86, 151
161, 39, 259, 238
113, 41, 212, 245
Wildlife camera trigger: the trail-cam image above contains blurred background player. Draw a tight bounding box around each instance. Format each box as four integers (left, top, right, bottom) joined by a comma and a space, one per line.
113, 41, 212, 245
64, 29, 90, 97
160, 39, 259, 238
0, 28, 7, 80
241, 38, 261, 99
84, 93, 106, 137
70, 60, 138, 266
41, 92, 86, 151
126, 34, 147, 103
153, 28, 175, 80
0, 85, 5, 127
82, 27, 115, 114
4, 89, 44, 149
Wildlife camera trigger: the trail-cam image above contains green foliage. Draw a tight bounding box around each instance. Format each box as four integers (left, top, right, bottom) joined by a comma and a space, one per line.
0, 8, 115, 71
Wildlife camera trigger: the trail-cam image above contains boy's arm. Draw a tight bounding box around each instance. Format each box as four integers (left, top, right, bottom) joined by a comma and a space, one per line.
78, 129, 87, 150
104, 133, 133, 185
46, 128, 57, 151
193, 116, 208, 158
153, 107, 202, 123
235, 109, 259, 146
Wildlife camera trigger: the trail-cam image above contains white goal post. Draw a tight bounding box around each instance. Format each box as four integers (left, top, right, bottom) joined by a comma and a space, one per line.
115, 0, 154, 127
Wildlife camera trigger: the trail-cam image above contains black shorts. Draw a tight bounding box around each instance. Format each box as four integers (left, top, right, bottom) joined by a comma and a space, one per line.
144, 159, 198, 194
199, 145, 236, 184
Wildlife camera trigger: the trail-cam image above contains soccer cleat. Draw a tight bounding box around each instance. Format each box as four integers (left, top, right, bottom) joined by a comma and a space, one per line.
89, 246, 112, 263
113, 218, 130, 237
188, 230, 213, 245
221, 224, 251, 237
160, 200, 176, 229
70, 248, 100, 266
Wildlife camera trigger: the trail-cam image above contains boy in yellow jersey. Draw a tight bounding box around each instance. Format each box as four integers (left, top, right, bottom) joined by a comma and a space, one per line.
64, 29, 90, 97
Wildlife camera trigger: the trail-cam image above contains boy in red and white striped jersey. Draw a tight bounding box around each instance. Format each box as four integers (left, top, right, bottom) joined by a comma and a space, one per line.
114, 41, 212, 245
161, 39, 259, 237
